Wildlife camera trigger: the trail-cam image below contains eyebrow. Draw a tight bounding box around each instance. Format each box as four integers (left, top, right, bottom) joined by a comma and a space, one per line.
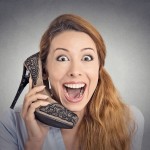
54, 47, 95, 52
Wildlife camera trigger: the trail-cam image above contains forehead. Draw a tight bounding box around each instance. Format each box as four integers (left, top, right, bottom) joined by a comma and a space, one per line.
50, 30, 96, 50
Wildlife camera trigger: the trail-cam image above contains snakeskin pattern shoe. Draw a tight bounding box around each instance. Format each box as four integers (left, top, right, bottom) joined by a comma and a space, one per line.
10, 52, 78, 129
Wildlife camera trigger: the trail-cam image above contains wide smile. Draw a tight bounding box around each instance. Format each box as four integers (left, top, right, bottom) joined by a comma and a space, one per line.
63, 82, 86, 103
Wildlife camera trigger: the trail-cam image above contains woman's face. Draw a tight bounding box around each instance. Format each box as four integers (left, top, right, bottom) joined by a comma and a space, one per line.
46, 30, 99, 113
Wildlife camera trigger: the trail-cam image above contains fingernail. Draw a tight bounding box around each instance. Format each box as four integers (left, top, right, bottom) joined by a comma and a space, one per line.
43, 95, 49, 99
40, 85, 46, 89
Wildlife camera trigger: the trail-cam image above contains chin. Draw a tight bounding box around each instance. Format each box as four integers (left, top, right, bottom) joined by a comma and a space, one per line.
62, 101, 87, 114
68, 107, 83, 113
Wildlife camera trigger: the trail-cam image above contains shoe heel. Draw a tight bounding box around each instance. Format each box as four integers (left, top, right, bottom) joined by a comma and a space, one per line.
10, 65, 30, 109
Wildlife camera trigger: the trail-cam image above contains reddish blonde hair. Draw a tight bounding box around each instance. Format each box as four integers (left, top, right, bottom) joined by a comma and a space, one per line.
39, 14, 135, 150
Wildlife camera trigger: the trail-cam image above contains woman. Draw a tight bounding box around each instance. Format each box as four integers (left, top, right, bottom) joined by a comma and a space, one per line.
0, 14, 144, 150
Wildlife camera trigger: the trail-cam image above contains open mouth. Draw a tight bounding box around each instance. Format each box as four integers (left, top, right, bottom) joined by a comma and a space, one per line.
63, 83, 86, 103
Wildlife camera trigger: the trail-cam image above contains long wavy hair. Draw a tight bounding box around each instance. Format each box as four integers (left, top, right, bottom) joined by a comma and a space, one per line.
39, 14, 135, 150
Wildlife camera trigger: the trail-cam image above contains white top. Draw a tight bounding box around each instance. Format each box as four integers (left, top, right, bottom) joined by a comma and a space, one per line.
0, 105, 144, 150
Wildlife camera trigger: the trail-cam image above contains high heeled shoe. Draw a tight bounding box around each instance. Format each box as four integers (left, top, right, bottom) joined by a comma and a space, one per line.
10, 52, 78, 129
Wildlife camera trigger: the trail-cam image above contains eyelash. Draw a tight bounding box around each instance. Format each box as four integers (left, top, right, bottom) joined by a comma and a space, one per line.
56, 55, 94, 62
82, 55, 93, 61
56, 55, 69, 61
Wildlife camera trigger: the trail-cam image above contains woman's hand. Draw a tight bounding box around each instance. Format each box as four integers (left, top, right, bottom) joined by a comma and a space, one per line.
22, 78, 50, 150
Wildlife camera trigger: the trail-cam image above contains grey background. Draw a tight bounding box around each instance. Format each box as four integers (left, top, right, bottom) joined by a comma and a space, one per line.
0, 0, 149, 149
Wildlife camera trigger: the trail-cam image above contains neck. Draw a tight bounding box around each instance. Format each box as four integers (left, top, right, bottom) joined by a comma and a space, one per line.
61, 109, 85, 150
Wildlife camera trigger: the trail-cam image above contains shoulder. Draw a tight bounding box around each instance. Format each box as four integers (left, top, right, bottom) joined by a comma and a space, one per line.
0, 105, 25, 135
0, 105, 27, 149
127, 105, 144, 150
128, 105, 144, 123
128, 105, 144, 132
0, 105, 23, 125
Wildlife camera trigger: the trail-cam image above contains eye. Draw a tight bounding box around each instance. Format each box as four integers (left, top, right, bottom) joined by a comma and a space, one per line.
82, 55, 93, 61
56, 55, 69, 61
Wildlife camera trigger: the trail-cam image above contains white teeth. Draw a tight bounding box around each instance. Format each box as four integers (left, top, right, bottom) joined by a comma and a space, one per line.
64, 83, 85, 89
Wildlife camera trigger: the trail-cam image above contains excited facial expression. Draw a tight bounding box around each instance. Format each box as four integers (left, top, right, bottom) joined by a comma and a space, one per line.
46, 30, 99, 113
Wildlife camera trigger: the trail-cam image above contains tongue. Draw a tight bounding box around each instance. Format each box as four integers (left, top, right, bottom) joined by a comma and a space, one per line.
67, 88, 81, 99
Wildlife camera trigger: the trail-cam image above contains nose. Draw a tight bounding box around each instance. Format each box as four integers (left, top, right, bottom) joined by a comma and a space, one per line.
67, 62, 82, 77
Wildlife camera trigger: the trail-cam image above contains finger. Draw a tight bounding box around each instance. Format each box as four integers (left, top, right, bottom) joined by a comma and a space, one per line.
28, 85, 46, 97
22, 94, 48, 118
24, 101, 50, 133
22, 85, 46, 116
24, 101, 50, 123
29, 75, 32, 91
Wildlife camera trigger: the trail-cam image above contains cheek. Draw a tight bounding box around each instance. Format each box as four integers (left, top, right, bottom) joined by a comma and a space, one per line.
47, 66, 67, 99
86, 68, 99, 92
47, 63, 69, 88
90, 73, 99, 90
86, 64, 99, 79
